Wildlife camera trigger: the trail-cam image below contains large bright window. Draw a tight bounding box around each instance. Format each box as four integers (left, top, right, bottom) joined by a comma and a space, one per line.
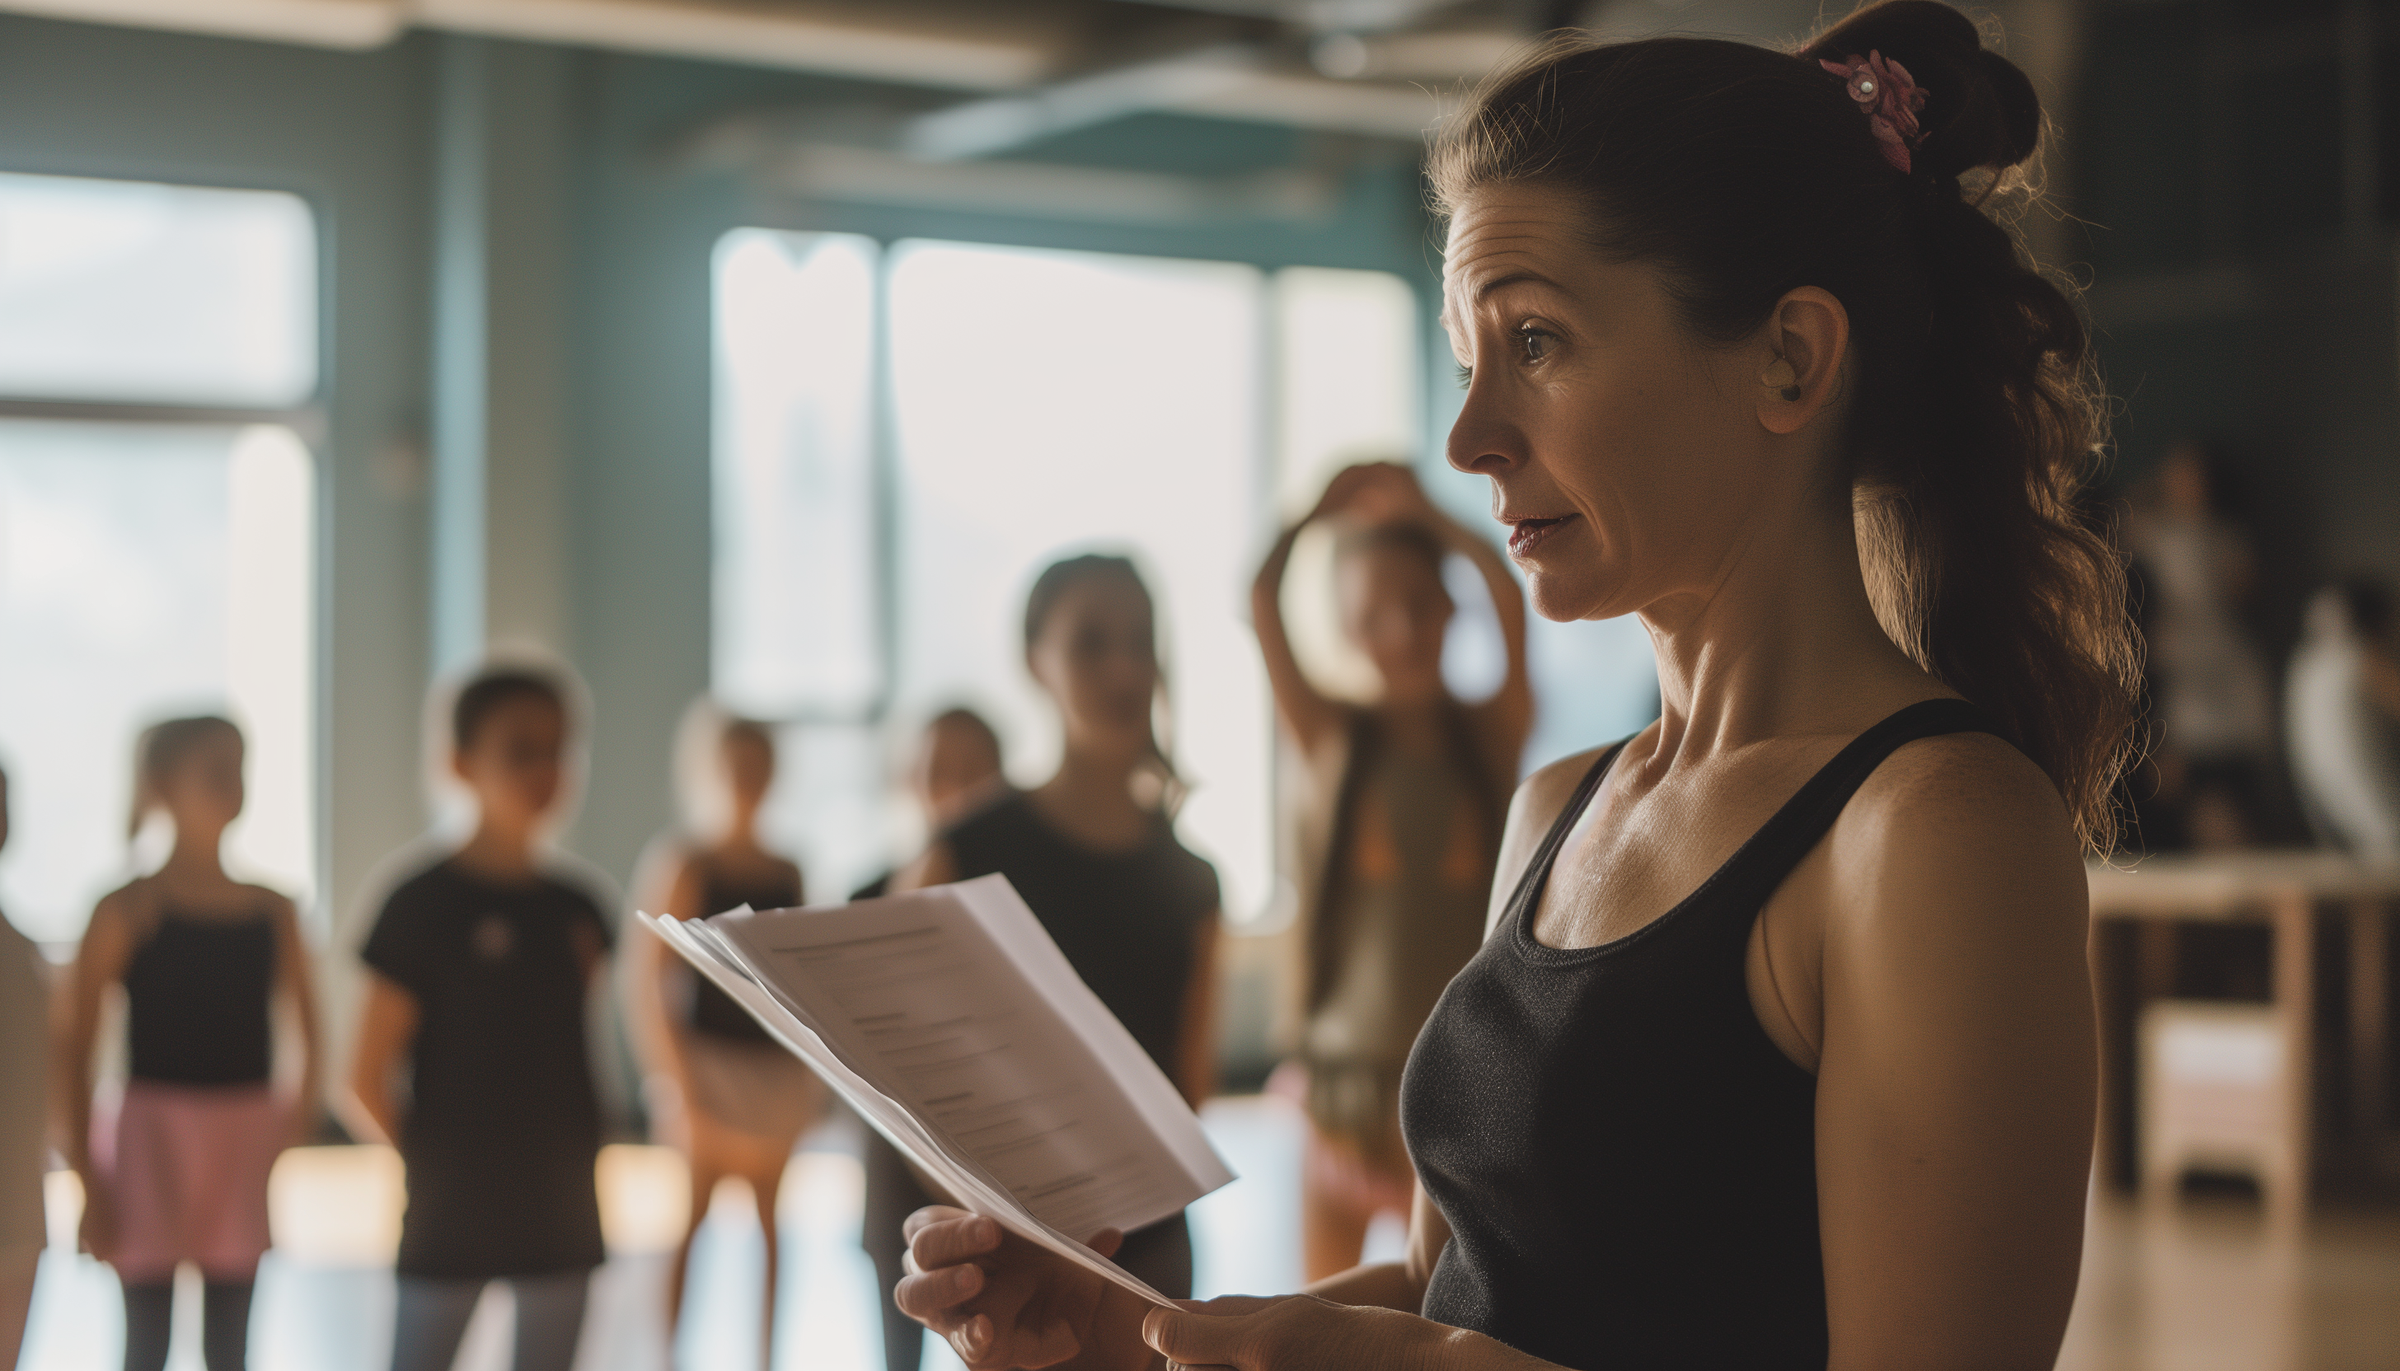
887, 240, 1273, 926
0, 175, 318, 942
0, 172, 317, 407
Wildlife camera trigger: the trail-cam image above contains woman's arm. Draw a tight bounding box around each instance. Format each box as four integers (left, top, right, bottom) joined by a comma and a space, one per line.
1175, 914, 1220, 1110
628, 852, 707, 1086
1811, 735, 2095, 1370
1253, 521, 1345, 756
268, 895, 322, 1145
341, 974, 419, 1148
1404, 480, 1533, 759
54, 891, 137, 1257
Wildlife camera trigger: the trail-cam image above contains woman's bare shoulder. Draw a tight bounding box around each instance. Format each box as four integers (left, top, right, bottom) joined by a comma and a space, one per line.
1827, 730, 2087, 934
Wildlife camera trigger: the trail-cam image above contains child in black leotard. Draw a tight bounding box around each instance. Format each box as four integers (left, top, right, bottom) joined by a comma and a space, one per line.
631, 698, 823, 1369
346, 667, 612, 1371
57, 718, 320, 1371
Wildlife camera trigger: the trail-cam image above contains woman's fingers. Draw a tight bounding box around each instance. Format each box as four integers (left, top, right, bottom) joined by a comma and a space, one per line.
894, 1258, 986, 1320
1145, 1303, 1253, 1368
902, 1204, 984, 1246
906, 1210, 1004, 1271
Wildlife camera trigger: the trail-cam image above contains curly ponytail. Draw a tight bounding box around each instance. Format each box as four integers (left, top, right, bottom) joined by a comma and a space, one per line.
1431, 0, 2137, 851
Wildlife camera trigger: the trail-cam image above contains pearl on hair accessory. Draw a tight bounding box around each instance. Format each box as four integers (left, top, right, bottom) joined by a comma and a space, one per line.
1818, 50, 1929, 174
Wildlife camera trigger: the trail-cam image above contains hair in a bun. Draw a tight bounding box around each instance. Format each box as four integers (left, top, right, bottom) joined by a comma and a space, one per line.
1804, 0, 2040, 181
1432, 0, 2136, 852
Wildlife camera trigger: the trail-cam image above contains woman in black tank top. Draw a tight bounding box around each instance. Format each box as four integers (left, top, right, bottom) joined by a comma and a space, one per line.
57, 717, 320, 1371
894, 6, 2135, 1370
631, 702, 823, 1365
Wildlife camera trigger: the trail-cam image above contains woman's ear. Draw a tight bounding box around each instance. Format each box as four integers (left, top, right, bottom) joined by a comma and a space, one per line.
1755, 286, 1849, 436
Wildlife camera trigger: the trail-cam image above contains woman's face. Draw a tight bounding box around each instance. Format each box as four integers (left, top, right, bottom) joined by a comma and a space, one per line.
1441, 184, 1782, 624
722, 729, 775, 817
1028, 577, 1159, 761
1338, 545, 1453, 702
163, 731, 245, 835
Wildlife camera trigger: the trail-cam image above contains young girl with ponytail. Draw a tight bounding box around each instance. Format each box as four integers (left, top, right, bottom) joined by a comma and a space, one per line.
894, 554, 1223, 1303
896, 4, 2136, 1368
58, 718, 321, 1371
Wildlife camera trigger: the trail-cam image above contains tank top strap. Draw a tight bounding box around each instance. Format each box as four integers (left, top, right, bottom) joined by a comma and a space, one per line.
1708, 697, 2005, 906
1497, 738, 1629, 927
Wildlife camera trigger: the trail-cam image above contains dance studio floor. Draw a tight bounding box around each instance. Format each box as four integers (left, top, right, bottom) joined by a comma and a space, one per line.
17, 1096, 2400, 1370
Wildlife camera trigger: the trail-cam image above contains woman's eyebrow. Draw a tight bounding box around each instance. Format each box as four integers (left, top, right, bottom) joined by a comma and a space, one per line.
1472, 270, 1560, 304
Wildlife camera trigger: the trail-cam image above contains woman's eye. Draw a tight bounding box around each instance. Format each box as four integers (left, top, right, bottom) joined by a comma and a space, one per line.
1517, 326, 1555, 362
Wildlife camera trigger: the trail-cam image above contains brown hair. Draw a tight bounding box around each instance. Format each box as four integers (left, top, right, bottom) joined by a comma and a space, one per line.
1431, 0, 2136, 851
452, 667, 567, 752
129, 715, 242, 839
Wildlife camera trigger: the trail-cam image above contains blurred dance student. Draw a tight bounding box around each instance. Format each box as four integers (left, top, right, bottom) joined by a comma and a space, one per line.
2287, 578, 2400, 860
853, 707, 1005, 1371
57, 719, 321, 1371
1252, 461, 1530, 1279
346, 667, 610, 1371
631, 702, 822, 1367
0, 765, 45, 1370
894, 556, 1220, 1298
2126, 440, 2278, 846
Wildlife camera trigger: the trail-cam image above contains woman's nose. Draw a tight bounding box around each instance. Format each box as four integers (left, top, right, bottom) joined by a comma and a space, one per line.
1446, 378, 1522, 477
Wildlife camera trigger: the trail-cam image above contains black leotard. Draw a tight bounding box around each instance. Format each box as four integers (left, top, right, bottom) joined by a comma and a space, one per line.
1401, 699, 2003, 1369
686, 859, 802, 1043
124, 906, 276, 1086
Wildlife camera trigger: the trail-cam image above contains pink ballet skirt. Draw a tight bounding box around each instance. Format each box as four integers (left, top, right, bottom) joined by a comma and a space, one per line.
93, 1081, 285, 1283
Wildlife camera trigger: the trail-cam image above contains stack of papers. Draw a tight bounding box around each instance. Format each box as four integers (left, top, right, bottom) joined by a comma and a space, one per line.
642, 873, 1235, 1306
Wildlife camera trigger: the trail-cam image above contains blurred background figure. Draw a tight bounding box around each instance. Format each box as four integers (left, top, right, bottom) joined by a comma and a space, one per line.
345, 668, 609, 1371
2126, 440, 2280, 849
630, 700, 822, 1370
1252, 462, 1529, 1280
895, 555, 1220, 1298
55, 719, 319, 1371
0, 766, 43, 1371
2287, 578, 2400, 861
851, 706, 1004, 1371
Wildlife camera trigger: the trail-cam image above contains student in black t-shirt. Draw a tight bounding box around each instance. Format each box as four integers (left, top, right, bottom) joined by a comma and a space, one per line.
344, 667, 612, 1371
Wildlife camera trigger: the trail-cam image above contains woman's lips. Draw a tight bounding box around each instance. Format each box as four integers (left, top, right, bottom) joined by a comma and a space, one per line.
1507, 514, 1575, 558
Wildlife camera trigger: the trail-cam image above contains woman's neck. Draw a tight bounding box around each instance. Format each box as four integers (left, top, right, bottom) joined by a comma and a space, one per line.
154, 831, 231, 892
1031, 748, 1151, 851
709, 820, 768, 863
1634, 497, 1934, 782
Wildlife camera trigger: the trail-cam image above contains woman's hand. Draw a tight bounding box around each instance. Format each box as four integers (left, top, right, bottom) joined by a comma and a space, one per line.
1342, 462, 1439, 529
895, 1207, 1155, 1370
1144, 1295, 1497, 1371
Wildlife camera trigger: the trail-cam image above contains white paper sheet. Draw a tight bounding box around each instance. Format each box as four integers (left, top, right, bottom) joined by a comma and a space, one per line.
640, 872, 1234, 1308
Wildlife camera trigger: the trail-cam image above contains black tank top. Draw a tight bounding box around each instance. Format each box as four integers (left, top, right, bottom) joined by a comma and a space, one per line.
687, 858, 803, 1043
123, 906, 277, 1086
1401, 699, 2002, 1369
